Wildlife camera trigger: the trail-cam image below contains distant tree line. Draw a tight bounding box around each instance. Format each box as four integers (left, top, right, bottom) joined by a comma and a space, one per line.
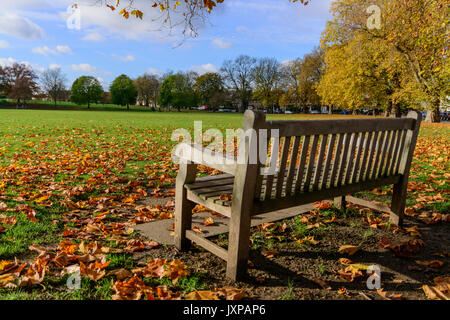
0, 51, 326, 114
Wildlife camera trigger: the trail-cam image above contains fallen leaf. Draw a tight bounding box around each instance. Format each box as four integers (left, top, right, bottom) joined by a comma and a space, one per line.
185, 290, 219, 300
261, 249, 278, 258
338, 245, 360, 256
215, 287, 249, 300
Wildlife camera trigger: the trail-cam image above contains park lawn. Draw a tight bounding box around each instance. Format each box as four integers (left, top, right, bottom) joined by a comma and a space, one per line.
0, 109, 448, 300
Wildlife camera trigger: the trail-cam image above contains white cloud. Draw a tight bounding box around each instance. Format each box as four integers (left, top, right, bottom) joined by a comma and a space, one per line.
0, 40, 10, 49
82, 32, 106, 41
33, 45, 73, 56
71, 63, 101, 74
58, 1, 187, 42
113, 54, 135, 62
212, 38, 233, 49
49, 64, 62, 70
33, 46, 57, 56
0, 14, 44, 40
56, 45, 73, 54
190, 63, 219, 75
0, 57, 17, 67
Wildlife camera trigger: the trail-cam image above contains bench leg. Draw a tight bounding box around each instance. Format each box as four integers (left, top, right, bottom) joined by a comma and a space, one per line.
334, 196, 346, 210
174, 195, 195, 251
174, 163, 197, 251
390, 179, 407, 226
226, 208, 252, 281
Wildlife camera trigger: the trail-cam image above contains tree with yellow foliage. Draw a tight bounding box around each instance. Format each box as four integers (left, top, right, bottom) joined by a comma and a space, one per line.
320, 0, 448, 122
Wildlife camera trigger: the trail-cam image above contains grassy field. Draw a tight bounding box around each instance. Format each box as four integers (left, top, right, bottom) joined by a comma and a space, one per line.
0, 109, 448, 300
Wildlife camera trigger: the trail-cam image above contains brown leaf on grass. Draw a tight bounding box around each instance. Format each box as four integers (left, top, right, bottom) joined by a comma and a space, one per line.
0, 202, 7, 211
85, 223, 104, 234
185, 290, 219, 300
432, 250, 449, 258
155, 286, 181, 300
132, 259, 166, 278
28, 244, 55, 256
337, 287, 349, 295
0, 214, 16, 226
313, 201, 332, 210
215, 287, 249, 300
377, 238, 424, 258
259, 222, 277, 231
336, 265, 363, 282
422, 277, 450, 300
376, 289, 390, 300
132, 258, 189, 284
297, 236, 318, 245
58, 240, 78, 255
79, 260, 110, 281
0, 274, 16, 288
0, 260, 27, 278
19, 206, 38, 223
389, 293, 406, 300
107, 268, 132, 280
277, 223, 287, 233
18, 257, 48, 286
261, 249, 279, 258
338, 258, 352, 265
52, 252, 72, 268
164, 260, 190, 283
406, 226, 422, 237
307, 222, 322, 229
338, 245, 360, 256
111, 276, 147, 300
415, 260, 444, 268
124, 239, 145, 252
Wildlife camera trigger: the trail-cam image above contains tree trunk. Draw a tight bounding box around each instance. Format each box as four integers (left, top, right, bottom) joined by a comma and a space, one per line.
385, 102, 393, 117
88, 101, 90, 109
127, 104, 130, 111
424, 99, 441, 123
328, 106, 332, 115
392, 103, 401, 118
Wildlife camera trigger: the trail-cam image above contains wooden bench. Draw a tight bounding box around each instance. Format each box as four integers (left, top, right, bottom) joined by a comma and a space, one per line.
174, 110, 422, 280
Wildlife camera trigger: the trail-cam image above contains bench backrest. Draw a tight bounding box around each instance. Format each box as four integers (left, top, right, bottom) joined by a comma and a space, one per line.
237, 110, 422, 202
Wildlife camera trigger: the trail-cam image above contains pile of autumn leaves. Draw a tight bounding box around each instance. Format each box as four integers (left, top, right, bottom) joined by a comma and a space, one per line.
0, 239, 248, 300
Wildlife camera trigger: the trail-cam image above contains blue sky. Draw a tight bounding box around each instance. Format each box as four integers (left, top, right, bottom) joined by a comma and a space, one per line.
0, 0, 332, 89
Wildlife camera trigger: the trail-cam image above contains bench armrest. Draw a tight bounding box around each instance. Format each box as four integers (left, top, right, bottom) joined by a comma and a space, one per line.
174, 143, 237, 175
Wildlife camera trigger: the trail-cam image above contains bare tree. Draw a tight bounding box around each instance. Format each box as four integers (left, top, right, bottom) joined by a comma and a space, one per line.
251, 57, 281, 110
134, 73, 161, 108
41, 68, 67, 107
280, 58, 303, 110
221, 55, 256, 112
0, 66, 8, 97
